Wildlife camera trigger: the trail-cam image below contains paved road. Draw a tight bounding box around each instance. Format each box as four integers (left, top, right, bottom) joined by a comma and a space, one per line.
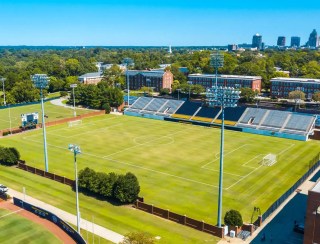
7, 189, 124, 244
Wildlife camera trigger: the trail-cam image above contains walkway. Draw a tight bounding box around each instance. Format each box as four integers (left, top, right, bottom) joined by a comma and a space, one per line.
7, 189, 124, 244
218, 165, 320, 244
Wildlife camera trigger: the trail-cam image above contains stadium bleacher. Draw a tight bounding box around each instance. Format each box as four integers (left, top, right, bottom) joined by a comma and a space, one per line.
171, 101, 202, 120
238, 108, 268, 125
192, 106, 221, 123
130, 97, 153, 110
261, 110, 288, 128
214, 107, 247, 125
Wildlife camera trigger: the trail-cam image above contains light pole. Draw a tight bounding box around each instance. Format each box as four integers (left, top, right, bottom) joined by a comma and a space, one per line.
210, 50, 224, 88
177, 89, 181, 100
68, 144, 81, 233
207, 86, 240, 227
70, 84, 77, 117
32, 74, 50, 172
122, 58, 134, 106
187, 81, 193, 100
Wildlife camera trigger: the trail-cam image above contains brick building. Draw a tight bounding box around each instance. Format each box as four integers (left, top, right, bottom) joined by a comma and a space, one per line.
187, 74, 261, 92
270, 77, 320, 99
304, 181, 320, 244
127, 70, 173, 92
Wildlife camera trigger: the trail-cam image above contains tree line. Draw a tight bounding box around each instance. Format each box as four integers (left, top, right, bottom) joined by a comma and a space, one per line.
0, 48, 320, 105
78, 167, 140, 204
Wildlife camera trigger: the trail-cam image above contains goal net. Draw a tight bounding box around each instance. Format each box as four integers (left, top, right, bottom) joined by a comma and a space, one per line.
68, 120, 82, 127
260, 154, 277, 166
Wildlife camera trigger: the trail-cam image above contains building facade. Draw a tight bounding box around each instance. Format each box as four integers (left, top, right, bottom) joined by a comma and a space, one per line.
291, 36, 301, 47
188, 74, 262, 92
78, 72, 103, 85
252, 34, 263, 50
127, 70, 173, 92
304, 181, 320, 244
270, 77, 320, 98
277, 36, 286, 47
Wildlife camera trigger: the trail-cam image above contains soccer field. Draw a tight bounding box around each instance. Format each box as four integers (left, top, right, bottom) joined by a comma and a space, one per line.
0, 101, 92, 130
1, 114, 320, 224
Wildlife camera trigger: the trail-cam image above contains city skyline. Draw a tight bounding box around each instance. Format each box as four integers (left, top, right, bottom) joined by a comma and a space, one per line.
0, 0, 319, 46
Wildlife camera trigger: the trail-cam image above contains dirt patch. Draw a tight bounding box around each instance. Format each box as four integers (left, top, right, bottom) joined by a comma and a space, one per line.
0, 201, 75, 244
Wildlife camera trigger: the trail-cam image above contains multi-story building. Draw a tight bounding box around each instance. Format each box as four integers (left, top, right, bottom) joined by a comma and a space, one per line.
78, 72, 103, 85
252, 33, 263, 50
270, 77, 320, 98
228, 44, 238, 52
127, 70, 173, 92
291, 36, 301, 47
277, 36, 286, 47
308, 29, 319, 48
188, 74, 262, 92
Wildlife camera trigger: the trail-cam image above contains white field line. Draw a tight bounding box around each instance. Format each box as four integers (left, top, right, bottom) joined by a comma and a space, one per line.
226, 165, 263, 190
202, 168, 244, 177
0, 209, 23, 219
201, 144, 249, 169
102, 128, 192, 158
242, 154, 264, 167
276, 143, 295, 156
23, 137, 218, 188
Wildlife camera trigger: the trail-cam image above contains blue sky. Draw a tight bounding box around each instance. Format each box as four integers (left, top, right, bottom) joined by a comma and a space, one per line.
0, 0, 319, 46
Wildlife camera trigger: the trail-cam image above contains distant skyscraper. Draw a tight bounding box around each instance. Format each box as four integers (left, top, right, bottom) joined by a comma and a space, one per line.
308, 29, 319, 47
168, 45, 172, 54
228, 44, 237, 52
277, 36, 286, 46
291, 36, 301, 47
252, 33, 262, 50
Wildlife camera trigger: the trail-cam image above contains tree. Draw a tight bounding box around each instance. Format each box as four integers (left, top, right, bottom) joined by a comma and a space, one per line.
289, 90, 306, 101
102, 65, 123, 88
224, 209, 243, 227
0, 146, 20, 166
312, 91, 320, 101
239, 88, 256, 103
120, 232, 155, 244
113, 172, 140, 203
78, 167, 96, 190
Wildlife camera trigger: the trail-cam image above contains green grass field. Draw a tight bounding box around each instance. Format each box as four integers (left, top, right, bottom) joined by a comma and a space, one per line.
0, 113, 319, 242
0, 101, 93, 130
0, 208, 61, 244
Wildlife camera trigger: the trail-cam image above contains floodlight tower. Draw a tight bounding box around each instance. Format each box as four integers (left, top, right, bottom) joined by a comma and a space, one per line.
122, 58, 134, 106
210, 50, 224, 96
68, 144, 81, 233
32, 74, 50, 172
207, 86, 240, 228
70, 84, 77, 117
0, 77, 6, 106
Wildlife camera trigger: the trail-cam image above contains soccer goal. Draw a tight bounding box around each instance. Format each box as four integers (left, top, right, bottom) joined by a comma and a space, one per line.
68, 120, 82, 127
260, 154, 277, 166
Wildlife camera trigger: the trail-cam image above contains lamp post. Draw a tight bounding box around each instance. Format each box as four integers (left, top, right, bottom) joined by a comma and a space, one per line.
122, 58, 134, 106
207, 86, 240, 227
32, 74, 50, 172
70, 84, 77, 117
68, 144, 81, 233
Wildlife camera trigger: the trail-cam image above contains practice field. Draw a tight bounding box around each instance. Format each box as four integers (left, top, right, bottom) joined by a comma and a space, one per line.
0, 208, 61, 244
0, 101, 93, 130
1, 114, 320, 226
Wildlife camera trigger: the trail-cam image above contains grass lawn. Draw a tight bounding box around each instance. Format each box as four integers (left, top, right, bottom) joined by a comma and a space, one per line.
0, 101, 93, 130
0, 208, 61, 244
0, 113, 319, 242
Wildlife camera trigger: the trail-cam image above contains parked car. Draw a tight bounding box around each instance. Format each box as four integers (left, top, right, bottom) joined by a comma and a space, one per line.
293, 224, 304, 234
0, 184, 8, 194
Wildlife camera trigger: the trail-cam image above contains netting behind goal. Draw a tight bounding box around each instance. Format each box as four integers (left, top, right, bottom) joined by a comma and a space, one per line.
260, 154, 277, 166
68, 120, 82, 127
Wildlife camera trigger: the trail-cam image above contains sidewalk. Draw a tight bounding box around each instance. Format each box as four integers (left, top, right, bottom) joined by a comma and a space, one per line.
7, 189, 124, 244
218, 165, 320, 244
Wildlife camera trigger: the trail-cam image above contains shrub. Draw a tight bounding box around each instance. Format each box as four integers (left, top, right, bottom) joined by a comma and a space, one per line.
78, 167, 96, 190
120, 232, 155, 244
224, 209, 243, 227
60, 91, 68, 97
0, 146, 20, 166
101, 102, 111, 114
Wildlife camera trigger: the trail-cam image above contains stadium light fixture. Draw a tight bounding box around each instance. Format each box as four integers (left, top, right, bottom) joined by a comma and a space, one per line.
207, 86, 240, 228
68, 144, 81, 233
32, 74, 50, 172
70, 84, 77, 117
122, 58, 134, 106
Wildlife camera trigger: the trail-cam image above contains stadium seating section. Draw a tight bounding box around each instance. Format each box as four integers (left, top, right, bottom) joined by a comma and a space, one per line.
125, 98, 315, 140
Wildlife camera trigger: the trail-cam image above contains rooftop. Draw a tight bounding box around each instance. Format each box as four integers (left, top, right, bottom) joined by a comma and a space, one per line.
79, 72, 103, 78
188, 73, 261, 80
271, 77, 320, 83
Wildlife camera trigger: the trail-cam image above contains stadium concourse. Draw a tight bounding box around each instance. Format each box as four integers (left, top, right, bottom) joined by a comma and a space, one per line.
124, 97, 316, 141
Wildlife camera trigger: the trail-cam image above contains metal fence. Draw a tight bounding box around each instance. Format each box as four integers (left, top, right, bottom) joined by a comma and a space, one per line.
261, 153, 320, 222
